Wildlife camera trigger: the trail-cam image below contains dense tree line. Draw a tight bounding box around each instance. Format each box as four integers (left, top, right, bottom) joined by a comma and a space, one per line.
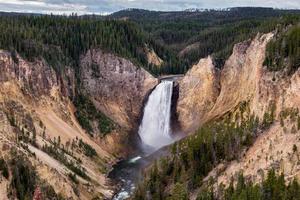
1, 151, 64, 200
0, 14, 186, 75
111, 8, 300, 22
197, 169, 300, 200
1, 8, 299, 76
112, 8, 300, 69
78, 139, 98, 157
42, 143, 90, 180
73, 94, 116, 136
133, 102, 277, 199
264, 24, 300, 73
0, 15, 149, 72
0, 9, 298, 74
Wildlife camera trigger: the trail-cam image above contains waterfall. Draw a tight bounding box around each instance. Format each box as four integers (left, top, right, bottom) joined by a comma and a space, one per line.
138, 81, 174, 152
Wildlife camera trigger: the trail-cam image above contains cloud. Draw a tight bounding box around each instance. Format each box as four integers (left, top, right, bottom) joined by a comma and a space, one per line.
0, 0, 90, 14
0, 0, 299, 15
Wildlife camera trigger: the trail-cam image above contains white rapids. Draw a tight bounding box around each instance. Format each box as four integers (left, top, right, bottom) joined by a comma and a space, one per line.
138, 80, 174, 152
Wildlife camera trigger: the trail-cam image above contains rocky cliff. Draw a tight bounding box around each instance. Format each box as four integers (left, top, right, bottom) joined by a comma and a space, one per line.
0, 49, 157, 199
177, 56, 220, 133
177, 33, 274, 133
80, 49, 158, 130
177, 33, 300, 193
0, 50, 71, 98
204, 68, 300, 191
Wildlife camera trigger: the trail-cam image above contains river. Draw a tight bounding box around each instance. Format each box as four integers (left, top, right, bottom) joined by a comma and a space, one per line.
109, 80, 177, 200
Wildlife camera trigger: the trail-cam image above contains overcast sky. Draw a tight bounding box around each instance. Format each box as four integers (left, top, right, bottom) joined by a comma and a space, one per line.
0, 0, 300, 15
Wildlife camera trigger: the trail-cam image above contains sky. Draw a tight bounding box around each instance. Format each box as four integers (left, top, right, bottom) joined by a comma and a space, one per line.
0, 0, 300, 15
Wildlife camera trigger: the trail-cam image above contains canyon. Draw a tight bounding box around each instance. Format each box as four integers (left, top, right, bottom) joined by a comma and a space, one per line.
176, 32, 300, 197
0, 30, 299, 200
0, 48, 157, 199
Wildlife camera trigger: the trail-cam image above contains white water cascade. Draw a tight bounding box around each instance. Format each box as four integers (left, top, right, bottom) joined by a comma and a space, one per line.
138, 81, 174, 152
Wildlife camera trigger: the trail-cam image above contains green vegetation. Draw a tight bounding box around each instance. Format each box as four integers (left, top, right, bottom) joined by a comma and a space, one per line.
79, 139, 97, 157
112, 8, 300, 69
133, 100, 300, 199
196, 169, 300, 200
132, 101, 287, 199
6, 110, 38, 147
8, 152, 64, 200
5, 109, 93, 181
1, 9, 299, 140
0, 158, 9, 179
42, 143, 90, 180
10, 155, 37, 200
0, 8, 299, 76
262, 102, 276, 129
68, 173, 79, 184
133, 102, 266, 199
0, 15, 148, 72
264, 23, 300, 73
0, 14, 179, 75
168, 183, 188, 200
74, 94, 115, 136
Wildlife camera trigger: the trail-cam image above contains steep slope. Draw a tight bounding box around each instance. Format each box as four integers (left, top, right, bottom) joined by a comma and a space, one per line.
111, 8, 300, 72
80, 49, 158, 130
179, 32, 300, 195
0, 49, 157, 199
135, 31, 300, 199
205, 57, 300, 191
0, 50, 115, 199
177, 56, 220, 133
177, 33, 274, 133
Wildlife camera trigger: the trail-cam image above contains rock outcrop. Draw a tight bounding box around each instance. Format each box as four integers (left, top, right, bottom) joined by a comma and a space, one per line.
146, 48, 163, 66
0, 49, 158, 199
177, 33, 300, 190
177, 33, 274, 133
177, 56, 219, 133
80, 49, 158, 129
0, 50, 75, 99
208, 33, 273, 120
205, 68, 300, 189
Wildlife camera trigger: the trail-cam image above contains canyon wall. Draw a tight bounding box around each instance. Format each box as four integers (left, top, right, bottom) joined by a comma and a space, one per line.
177, 33, 300, 192
80, 49, 158, 130
176, 56, 220, 133
177, 33, 275, 133
0, 49, 157, 199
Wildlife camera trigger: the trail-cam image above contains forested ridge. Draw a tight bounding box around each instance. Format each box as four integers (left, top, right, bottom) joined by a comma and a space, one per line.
132, 102, 300, 199
0, 15, 150, 72
0, 8, 299, 76
0, 14, 163, 136
264, 24, 300, 74
197, 169, 300, 200
110, 8, 300, 70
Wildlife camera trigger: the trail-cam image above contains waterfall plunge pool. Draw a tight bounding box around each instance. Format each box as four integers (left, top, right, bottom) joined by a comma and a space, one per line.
108, 147, 170, 200
108, 80, 180, 200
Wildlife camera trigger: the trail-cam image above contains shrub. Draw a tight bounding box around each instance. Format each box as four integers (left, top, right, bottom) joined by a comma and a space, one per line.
79, 139, 97, 157
0, 158, 9, 179
10, 155, 37, 200
68, 173, 79, 184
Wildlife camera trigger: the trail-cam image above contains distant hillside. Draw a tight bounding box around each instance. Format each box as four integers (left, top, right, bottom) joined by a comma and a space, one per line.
110, 7, 300, 21
109, 7, 300, 69
0, 8, 299, 75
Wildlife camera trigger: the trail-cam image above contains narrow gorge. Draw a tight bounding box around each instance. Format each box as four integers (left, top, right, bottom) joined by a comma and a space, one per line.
109, 80, 177, 199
